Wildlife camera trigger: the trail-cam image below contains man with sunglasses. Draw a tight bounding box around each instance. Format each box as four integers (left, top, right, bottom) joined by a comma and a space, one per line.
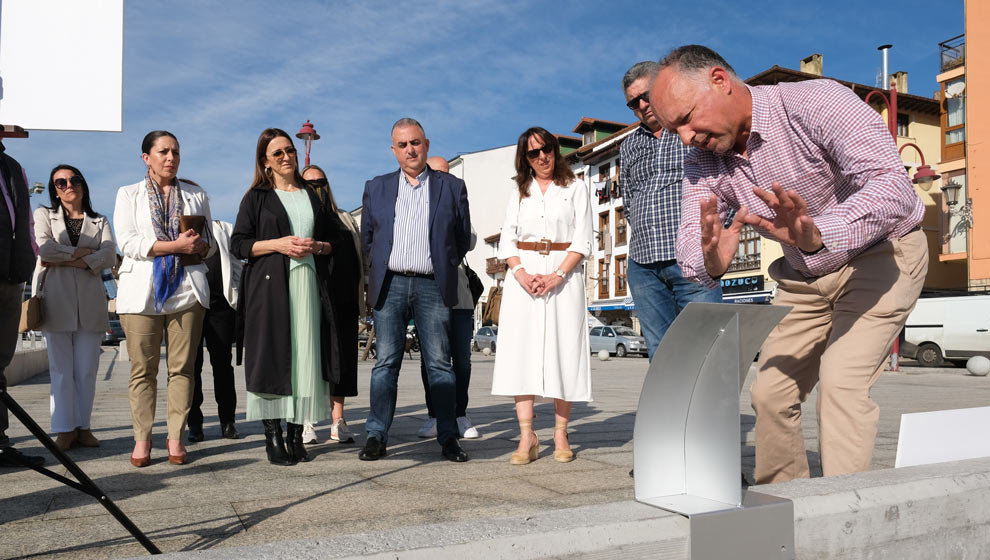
0, 140, 45, 468
619, 61, 723, 361
359, 118, 472, 463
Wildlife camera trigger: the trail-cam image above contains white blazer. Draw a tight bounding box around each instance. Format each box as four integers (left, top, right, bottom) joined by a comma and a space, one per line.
210, 219, 242, 310
32, 206, 117, 332
112, 179, 216, 315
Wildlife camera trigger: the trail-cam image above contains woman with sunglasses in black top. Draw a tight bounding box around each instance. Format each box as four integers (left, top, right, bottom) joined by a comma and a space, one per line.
297, 164, 362, 446
33, 165, 117, 451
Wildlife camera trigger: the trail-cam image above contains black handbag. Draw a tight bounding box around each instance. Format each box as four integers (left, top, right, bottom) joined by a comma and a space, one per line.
464, 261, 484, 306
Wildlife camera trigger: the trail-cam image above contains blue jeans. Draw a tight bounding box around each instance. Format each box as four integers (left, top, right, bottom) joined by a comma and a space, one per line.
367, 273, 457, 445
627, 258, 723, 361
421, 309, 473, 418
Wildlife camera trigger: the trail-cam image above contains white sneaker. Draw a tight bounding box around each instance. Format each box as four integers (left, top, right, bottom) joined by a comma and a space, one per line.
330, 418, 355, 443
417, 417, 437, 438
457, 416, 480, 439
302, 423, 319, 444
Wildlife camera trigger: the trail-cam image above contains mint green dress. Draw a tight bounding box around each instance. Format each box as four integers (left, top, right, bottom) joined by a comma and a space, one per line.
246, 188, 330, 423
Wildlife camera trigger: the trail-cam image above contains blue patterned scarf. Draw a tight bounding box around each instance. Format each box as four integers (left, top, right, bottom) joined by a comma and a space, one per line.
145, 175, 184, 312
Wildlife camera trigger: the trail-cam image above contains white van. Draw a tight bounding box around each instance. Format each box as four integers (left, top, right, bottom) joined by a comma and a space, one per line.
903, 295, 990, 367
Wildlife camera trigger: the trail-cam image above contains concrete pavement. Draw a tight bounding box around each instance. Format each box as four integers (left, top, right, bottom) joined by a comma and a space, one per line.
2, 345, 989, 559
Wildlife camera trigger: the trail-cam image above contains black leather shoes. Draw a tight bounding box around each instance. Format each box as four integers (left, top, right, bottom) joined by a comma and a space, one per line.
187, 424, 205, 443
221, 422, 242, 439
441, 438, 469, 462
0, 446, 45, 468
358, 437, 387, 461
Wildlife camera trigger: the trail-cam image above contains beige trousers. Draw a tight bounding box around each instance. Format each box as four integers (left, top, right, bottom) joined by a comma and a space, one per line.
121, 304, 205, 441
751, 230, 928, 484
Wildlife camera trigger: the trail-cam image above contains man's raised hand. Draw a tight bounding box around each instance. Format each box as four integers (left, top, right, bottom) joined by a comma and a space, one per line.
701, 194, 748, 278
745, 182, 823, 253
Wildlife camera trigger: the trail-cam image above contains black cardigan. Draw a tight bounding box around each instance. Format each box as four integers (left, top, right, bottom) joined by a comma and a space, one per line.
231, 185, 344, 396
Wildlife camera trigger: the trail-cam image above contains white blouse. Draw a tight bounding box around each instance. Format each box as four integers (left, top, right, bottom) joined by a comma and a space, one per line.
497, 178, 593, 261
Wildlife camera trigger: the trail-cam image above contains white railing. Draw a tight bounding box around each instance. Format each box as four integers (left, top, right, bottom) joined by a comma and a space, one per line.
17, 331, 47, 351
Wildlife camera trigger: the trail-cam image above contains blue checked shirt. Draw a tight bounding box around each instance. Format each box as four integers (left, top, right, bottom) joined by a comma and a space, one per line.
620, 125, 691, 264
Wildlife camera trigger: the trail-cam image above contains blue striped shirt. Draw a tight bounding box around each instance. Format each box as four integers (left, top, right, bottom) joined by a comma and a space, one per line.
620, 125, 691, 264
387, 167, 433, 274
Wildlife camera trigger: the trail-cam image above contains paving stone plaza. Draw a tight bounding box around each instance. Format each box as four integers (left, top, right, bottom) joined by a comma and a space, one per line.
2, 345, 989, 558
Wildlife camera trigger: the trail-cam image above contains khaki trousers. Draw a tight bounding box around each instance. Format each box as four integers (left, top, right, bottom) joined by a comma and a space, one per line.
751, 230, 927, 484
121, 304, 205, 441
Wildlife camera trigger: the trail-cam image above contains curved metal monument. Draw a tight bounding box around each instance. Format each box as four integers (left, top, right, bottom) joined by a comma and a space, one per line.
634, 302, 794, 560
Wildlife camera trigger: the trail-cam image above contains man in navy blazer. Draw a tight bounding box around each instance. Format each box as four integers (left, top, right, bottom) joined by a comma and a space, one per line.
359, 118, 472, 462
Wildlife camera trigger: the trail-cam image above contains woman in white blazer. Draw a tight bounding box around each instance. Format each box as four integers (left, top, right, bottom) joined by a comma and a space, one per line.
33, 165, 117, 451
113, 130, 215, 467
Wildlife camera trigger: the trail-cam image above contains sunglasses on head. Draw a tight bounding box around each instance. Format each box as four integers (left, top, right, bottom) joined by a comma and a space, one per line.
54, 176, 84, 190
270, 146, 297, 159
626, 92, 650, 110
525, 144, 554, 160
308, 177, 328, 188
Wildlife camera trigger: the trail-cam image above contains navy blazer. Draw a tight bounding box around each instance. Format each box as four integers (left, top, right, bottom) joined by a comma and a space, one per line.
361, 166, 471, 308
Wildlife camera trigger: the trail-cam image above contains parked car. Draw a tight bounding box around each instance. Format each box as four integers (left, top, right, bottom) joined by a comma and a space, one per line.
473, 326, 498, 352
903, 294, 990, 367
589, 325, 646, 357
102, 319, 126, 346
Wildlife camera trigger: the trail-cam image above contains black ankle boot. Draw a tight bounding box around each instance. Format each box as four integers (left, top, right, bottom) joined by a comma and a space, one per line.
286, 423, 310, 463
262, 419, 295, 466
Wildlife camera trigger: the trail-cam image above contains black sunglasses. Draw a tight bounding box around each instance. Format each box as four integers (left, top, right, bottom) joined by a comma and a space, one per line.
54, 176, 84, 190
270, 146, 297, 159
308, 177, 328, 188
626, 91, 650, 110
525, 144, 554, 160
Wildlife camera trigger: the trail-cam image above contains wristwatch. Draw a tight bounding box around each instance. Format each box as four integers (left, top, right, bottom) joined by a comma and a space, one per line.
554, 268, 566, 278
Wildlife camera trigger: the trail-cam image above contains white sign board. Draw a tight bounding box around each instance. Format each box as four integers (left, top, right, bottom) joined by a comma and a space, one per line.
0, 0, 123, 131
895, 406, 990, 468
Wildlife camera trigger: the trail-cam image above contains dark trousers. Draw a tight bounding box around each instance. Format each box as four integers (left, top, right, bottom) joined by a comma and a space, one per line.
189, 300, 237, 426
0, 282, 24, 446
421, 309, 473, 418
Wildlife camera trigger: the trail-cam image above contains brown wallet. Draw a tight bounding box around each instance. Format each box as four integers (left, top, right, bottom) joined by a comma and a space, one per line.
179, 215, 207, 266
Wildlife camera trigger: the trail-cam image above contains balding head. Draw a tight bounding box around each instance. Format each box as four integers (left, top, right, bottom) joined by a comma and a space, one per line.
649, 44, 751, 155
427, 156, 449, 173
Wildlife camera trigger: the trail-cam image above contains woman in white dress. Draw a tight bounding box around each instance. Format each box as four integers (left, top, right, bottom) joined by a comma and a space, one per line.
492, 127, 593, 465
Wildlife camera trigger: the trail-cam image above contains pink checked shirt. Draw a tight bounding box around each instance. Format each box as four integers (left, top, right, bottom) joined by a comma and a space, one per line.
677, 79, 925, 288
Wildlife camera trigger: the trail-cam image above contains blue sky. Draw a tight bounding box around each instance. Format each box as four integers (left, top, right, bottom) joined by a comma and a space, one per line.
7, 0, 965, 223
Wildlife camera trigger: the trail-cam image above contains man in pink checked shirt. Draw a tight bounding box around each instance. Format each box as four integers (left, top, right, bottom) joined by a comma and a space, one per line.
649, 45, 928, 484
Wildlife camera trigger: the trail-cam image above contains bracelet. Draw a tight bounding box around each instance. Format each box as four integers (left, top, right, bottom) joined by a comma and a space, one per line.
510, 264, 524, 275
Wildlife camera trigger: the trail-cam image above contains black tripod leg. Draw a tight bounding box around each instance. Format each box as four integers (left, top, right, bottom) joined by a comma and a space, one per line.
1, 389, 161, 555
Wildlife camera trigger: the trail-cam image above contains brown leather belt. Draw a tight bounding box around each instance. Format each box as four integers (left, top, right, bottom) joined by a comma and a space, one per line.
517, 239, 571, 255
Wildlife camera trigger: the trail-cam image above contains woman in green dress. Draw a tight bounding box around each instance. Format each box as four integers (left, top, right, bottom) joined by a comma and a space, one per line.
231, 128, 343, 466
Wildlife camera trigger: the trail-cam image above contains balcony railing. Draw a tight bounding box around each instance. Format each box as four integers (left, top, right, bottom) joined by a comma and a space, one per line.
939, 34, 965, 73
727, 256, 761, 273
486, 257, 507, 275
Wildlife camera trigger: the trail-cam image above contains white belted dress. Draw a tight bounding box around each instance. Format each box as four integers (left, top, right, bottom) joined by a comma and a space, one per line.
491, 178, 593, 402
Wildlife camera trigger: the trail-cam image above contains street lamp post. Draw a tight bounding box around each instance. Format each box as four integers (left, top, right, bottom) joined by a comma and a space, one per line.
865, 77, 903, 370
941, 180, 974, 229
295, 120, 320, 168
